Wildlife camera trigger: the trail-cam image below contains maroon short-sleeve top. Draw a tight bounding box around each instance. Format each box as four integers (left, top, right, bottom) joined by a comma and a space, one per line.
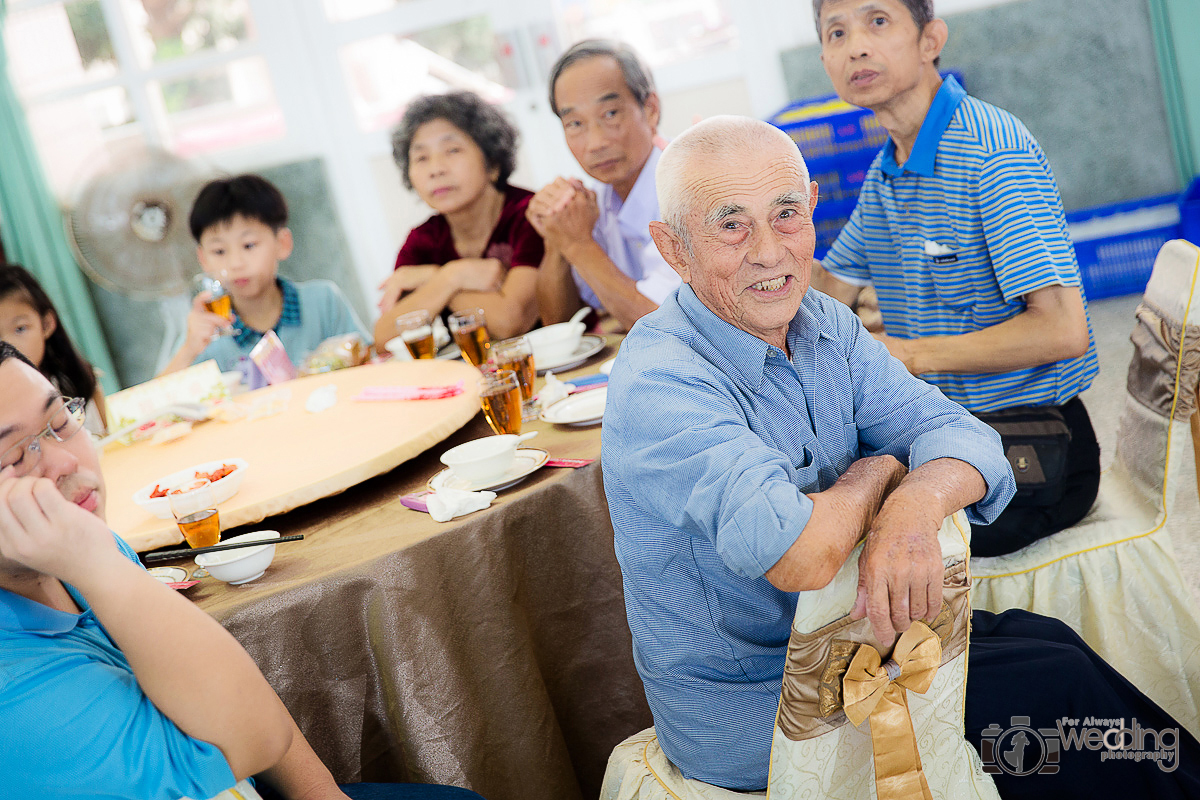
394, 185, 544, 273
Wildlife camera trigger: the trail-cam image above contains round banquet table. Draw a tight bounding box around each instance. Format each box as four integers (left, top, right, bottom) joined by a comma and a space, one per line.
133, 338, 653, 800
103, 359, 483, 552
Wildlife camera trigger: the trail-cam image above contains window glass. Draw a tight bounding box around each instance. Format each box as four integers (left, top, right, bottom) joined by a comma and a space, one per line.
119, 0, 254, 66
339, 15, 512, 133
5, 0, 118, 98
150, 56, 285, 156
322, 0, 406, 23
26, 87, 143, 196
552, 0, 738, 68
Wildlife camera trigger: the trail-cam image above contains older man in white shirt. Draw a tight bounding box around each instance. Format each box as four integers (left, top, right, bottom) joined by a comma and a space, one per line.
528, 39, 681, 331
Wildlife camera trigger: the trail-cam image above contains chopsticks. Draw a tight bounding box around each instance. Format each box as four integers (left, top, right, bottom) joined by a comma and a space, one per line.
143, 534, 304, 563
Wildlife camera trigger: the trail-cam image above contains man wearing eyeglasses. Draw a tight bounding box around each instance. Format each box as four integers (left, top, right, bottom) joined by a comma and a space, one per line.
0, 343, 484, 800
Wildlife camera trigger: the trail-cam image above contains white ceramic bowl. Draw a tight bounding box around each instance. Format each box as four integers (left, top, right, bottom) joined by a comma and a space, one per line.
194, 530, 279, 585
133, 458, 249, 520
525, 322, 586, 366
440, 435, 529, 482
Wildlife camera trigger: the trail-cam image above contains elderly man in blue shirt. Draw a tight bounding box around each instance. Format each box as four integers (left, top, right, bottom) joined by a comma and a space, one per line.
602, 115, 1200, 798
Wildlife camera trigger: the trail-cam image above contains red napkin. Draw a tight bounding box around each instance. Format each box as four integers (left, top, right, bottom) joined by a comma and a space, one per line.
354, 381, 465, 401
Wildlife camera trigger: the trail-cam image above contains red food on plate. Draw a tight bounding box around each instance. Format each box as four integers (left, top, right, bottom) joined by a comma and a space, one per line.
149, 484, 169, 499
195, 463, 237, 483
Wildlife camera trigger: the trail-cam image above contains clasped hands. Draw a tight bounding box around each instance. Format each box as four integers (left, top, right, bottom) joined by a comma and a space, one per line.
526, 177, 600, 257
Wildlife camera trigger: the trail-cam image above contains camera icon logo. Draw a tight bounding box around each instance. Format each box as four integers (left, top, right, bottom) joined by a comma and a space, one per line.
979, 716, 1061, 776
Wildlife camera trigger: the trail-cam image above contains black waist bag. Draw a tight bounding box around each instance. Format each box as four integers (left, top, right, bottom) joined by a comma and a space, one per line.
974, 405, 1072, 505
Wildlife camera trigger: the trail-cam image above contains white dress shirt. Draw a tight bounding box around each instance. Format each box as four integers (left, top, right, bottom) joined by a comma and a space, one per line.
572, 146, 682, 312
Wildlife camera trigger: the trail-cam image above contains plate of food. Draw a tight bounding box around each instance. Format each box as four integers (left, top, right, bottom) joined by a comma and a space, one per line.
133, 458, 249, 519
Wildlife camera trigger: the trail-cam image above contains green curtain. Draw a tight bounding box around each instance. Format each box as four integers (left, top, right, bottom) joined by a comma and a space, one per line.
0, 0, 119, 392
1149, 0, 1200, 184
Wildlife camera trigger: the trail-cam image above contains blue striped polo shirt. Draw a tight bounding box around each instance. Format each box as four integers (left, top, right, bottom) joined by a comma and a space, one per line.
821, 76, 1098, 413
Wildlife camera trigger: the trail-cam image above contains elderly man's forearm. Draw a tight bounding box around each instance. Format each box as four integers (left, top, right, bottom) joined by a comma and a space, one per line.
880, 457, 987, 527
766, 455, 906, 591
562, 240, 658, 330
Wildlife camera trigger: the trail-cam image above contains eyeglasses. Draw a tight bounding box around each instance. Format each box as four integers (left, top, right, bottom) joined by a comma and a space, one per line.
0, 397, 87, 477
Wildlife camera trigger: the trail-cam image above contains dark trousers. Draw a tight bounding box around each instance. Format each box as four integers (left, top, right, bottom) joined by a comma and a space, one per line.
971, 396, 1102, 557
966, 609, 1200, 798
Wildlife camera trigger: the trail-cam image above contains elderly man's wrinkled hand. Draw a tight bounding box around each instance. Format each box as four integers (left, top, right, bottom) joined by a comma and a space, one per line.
0, 470, 116, 584
850, 504, 943, 645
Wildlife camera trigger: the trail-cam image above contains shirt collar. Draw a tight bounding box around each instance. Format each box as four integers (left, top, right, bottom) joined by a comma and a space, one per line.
675, 283, 830, 392
232, 277, 301, 348
880, 75, 966, 178
0, 581, 92, 635
598, 146, 663, 230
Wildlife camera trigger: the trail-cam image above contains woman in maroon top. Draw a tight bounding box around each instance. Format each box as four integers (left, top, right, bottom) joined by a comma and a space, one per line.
374, 91, 545, 346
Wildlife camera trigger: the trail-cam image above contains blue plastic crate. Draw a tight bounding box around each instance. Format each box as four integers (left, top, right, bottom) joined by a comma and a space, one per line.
1067, 194, 1182, 300
1180, 175, 1200, 245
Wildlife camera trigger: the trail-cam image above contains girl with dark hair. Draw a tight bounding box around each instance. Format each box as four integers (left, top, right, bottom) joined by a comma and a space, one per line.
0, 265, 107, 434
373, 91, 544, 347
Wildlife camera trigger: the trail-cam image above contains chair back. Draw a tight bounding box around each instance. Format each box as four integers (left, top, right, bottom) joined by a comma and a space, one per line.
1114, 239, 1200, 515
768, 511, 998, 800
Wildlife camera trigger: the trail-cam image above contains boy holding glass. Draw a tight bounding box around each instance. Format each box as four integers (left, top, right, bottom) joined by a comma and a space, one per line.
160, 175, 371, 375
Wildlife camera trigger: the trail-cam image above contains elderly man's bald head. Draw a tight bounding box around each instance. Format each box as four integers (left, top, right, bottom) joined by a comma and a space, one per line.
656, 116, 810, 246
647, 116, 819, 352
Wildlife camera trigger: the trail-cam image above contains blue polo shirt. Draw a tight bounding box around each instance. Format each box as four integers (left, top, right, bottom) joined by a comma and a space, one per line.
0, 536, 238, 799
822, 76, 1098, 413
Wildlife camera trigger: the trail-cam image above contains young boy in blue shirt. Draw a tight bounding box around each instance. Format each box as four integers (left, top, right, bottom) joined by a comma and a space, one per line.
162, 175, 371, 375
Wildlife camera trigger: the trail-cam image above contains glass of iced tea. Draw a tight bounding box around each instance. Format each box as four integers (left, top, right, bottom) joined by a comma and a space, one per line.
479, 369, 522, 435
448, 308, 491, 367
194, 273, 235, 335
168, 479, 221, 576
395, 310, 437, 359
489, 336, 536, 420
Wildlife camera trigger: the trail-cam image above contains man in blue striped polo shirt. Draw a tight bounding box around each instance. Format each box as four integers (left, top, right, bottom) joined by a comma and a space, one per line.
811, 0, 1101, 556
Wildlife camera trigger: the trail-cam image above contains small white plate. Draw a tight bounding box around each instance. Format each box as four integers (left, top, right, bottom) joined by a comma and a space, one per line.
147, 566, 188, 584
598, 357, 616, 376
536, 335, 606, 374
540, 387, 607, 426
428, 448, 550, 492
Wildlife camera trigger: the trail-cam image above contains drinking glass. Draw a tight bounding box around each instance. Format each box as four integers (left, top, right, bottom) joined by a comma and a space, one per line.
194, 273, 234, 334
448, 308, 491, 367
479, 369, 523, 435
489, 336, 537, 420
395, 310, 436, 359
168, 479, 221, 577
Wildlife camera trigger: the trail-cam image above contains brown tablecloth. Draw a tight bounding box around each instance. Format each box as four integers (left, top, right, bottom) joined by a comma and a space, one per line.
165, 344, 652, 800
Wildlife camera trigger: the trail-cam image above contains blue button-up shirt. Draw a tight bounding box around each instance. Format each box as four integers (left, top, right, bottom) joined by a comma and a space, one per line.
0, 535, 238, 799
822, 76, 1098, 412
601, 283, 1014, 790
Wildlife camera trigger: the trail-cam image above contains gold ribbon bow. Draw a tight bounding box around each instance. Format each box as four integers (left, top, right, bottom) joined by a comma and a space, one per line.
842, 622, 942, 800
